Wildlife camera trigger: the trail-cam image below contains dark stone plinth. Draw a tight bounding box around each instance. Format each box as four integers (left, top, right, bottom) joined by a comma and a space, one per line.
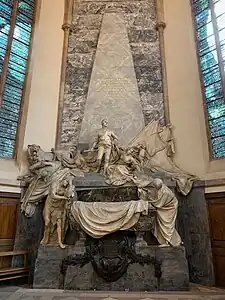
13, 203, 44, 282
156, 246, 189, 291
64, 262, 158, 291
74, 171, 174, 190
77, 186, 138, 202
177, 186, 215, 286
15, 177, 213, 288
33, 245, 69, 289
63, 245, 189, 291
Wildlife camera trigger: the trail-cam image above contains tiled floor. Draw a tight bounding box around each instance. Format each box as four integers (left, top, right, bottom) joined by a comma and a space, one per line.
1, 286, 225, 300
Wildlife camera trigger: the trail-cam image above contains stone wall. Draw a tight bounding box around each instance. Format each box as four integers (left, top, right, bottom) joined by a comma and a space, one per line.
60, 0, 163, 147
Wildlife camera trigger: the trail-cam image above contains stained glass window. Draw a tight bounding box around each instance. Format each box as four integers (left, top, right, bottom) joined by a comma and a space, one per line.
0, 0, 36, 158
192, 0, 225, 159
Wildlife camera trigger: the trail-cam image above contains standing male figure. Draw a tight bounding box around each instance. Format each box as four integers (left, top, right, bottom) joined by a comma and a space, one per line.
40, 175, 74, 249
91, 119, 118, 175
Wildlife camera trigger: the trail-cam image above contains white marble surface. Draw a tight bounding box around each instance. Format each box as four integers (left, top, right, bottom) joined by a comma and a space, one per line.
79, 12, 145, 146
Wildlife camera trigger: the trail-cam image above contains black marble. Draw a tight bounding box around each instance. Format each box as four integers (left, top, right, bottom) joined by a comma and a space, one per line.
33, 246, 69, 289
76, 1, 157, 16
130, 43, 160, 59
63, 245, 188, 291
137, 81, 163, 93
128, 29, 157, 43
64, 262, 158, 291
13, 203, 44, 282
177, 187, 215, 285
61, 125, 82, 146
135, 65, 162, 82
77, 187, 138, 202
156, 247, 189, 291
131, 51, 160, 67
69, 28, 100, 43
125, 14, 156, 29
74, 171, 174, 189
63, 95, 86, 110
69, 40, 97, 53
65, 66, 92, 91
139, 92, 164, 125
67, 52, 94, 69
143, 110, 164, 126
14, 178, 215, 287
74, 15, 103, 30
77, 2, 106, 15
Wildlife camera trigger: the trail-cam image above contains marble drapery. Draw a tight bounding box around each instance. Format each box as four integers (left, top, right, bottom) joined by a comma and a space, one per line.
70, 200, 149, 238
138, 178, 181, 247
130, 120, 197, 195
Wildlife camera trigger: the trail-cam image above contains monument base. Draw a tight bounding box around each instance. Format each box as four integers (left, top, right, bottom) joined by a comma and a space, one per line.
33, 245, 67, 289
33, 243, 189, 291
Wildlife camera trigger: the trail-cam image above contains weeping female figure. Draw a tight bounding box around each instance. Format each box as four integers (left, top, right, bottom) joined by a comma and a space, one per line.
138, 178, 182, 247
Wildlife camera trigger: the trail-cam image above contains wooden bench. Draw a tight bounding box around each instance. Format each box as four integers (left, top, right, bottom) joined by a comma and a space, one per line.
0, 250, 29, 282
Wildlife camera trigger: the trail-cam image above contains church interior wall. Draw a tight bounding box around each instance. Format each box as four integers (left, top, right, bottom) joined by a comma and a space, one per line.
0, 0, 225, 193
0, 0, 64, 193
0, 0, 221, 288
164, 0, 225, 192
22, 0, 64, 163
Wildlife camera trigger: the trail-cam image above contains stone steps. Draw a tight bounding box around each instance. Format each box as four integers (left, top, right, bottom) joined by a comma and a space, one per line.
1, 287, 225, 300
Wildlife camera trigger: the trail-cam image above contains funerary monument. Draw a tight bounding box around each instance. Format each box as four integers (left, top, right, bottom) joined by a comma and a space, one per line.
15, 0, 215, 292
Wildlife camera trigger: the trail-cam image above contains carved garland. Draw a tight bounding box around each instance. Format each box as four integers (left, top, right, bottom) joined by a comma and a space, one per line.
61, 235, 162, 282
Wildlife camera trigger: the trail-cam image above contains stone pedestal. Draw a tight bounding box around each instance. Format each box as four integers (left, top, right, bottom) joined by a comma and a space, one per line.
33, 244, 189, 291
33, 246, 69, 289
177, 185, 215, 285
15, 175, 214, 287
64, 262, 158, 291
64, 245, 189, 291
156, 246, 189, 291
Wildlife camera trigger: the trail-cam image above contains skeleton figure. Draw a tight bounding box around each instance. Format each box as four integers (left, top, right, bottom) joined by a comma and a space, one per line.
40, 175, 74, 249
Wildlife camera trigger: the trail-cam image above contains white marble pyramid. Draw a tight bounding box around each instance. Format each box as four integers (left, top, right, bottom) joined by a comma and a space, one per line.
79, 12, 145, 146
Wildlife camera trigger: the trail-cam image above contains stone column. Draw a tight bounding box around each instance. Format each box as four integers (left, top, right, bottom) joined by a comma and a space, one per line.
177, 186, 215, 285
156, 0, 170, 125
55, 0, 74, 149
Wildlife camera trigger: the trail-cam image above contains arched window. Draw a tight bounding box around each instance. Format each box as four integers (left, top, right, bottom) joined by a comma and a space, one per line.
0, 0, 36, 158
191, 0, 225, 159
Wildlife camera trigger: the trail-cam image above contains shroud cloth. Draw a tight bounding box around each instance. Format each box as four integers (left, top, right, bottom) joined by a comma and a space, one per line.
70, 200, 149, 238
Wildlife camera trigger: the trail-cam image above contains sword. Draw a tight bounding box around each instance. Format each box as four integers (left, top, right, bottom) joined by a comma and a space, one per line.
81, 149, 97, 153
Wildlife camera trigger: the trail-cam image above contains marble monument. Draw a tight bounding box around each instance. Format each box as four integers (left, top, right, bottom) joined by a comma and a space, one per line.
17, 121, 195, 290
14, 0, 214, 290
